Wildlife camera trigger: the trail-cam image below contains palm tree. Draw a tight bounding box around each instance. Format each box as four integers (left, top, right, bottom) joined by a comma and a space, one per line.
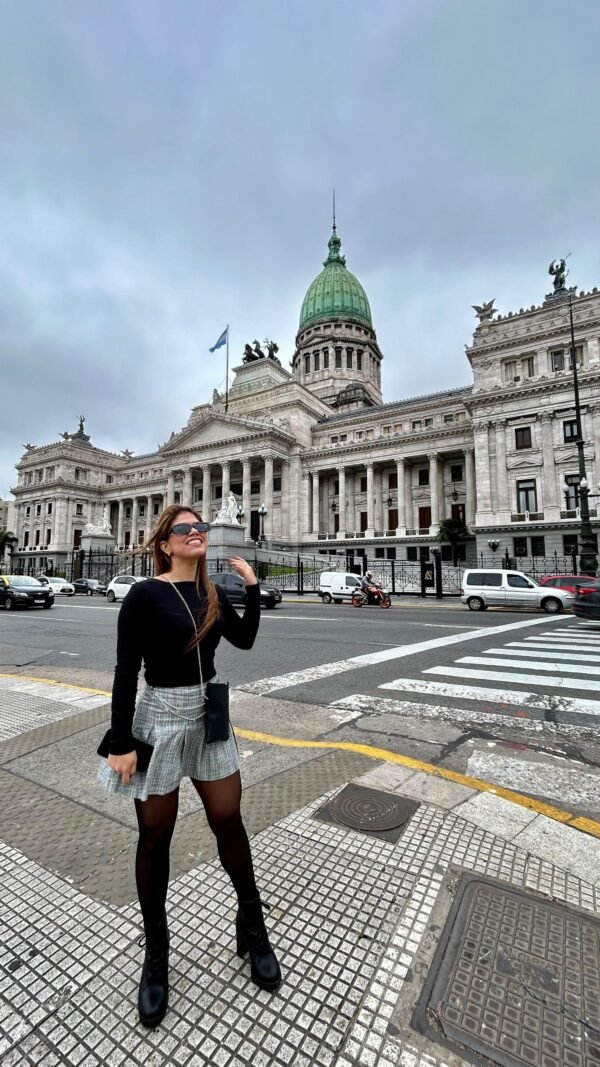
437, 517, 471, 566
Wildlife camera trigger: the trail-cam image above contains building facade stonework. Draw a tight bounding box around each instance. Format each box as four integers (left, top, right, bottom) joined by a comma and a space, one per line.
9, 228, 600, 572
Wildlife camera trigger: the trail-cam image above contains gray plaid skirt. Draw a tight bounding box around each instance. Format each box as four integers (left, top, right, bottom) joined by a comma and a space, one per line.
97, 678, 240, 801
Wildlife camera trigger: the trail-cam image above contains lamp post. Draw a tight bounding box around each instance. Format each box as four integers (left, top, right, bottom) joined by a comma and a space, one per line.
257, 503, 267, 546
236, 504, 244, 524
567, 295, 598, 575
487, 539, 500, 552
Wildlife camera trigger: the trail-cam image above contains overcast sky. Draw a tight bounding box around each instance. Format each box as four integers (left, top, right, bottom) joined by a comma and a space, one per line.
2, 0, 599, 500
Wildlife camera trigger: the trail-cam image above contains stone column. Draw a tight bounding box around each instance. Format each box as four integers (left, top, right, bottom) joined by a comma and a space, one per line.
117, 500, 125, 548
312, 470, 320, 537
264, 457, 273, 540
145, 497, 153, 539
347, 469, 356, 534
183, 469, 193, 504
280, 461, 290, 540
540, 414, 558, 515
202, 467, 211, 519
166, 472, 175, 507
221, 461, 230, 501
429, 454, 440, 530
405, 464, 414, 531
131, 497, 139, 547
494, 421, 509, 520
374, 468, 383, 531
242, 459, 251, 536
366, 463, 375, 534
465, 448, 476, 527
473, 423, 492, 518
302, 471, 311, 536
337, 466, 346, 536
395, 459, 406, 535
288, 454, 301, 543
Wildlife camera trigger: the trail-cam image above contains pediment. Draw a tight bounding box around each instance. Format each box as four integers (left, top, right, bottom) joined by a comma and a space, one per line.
161, 411, 294, 454
506, 453, 543, 470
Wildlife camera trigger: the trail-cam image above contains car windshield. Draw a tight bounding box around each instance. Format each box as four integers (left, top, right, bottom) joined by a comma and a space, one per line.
522, 575, 540, 586
87, 580, 101, 586
10, 577, 42, 587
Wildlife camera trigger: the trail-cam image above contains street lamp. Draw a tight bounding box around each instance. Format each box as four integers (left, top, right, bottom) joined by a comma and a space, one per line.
487, 539, 500, 552
386, 494, 393, 508
331, 500, 337, 512
257, 503, 267, 546
236, 504, 244, 523
567, 292, 598, 575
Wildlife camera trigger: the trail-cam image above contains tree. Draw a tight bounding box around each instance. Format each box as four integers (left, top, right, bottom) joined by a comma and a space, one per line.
437, 517, 471, 566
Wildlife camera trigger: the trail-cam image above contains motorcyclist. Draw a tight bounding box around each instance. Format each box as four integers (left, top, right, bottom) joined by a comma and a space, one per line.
361, 571, 382, 597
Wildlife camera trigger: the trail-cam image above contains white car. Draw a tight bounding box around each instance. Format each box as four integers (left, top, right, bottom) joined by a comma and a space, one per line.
38, 576, 75, 596
106, 574, 148, 603
461, 569, 575, 613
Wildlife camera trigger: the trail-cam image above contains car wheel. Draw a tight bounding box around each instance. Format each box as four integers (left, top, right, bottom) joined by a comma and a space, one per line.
4, 597, 14, 611
265, 602, 276, 609
87, 589, 93, 597
542, 597, 562, 614
43, 602, 53, 609
322, 593, 333, 604
106, 590, 116, 603
467, 596, 485, 611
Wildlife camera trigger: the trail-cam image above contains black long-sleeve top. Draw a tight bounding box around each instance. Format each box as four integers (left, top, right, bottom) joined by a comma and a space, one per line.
108, 579, 260, 754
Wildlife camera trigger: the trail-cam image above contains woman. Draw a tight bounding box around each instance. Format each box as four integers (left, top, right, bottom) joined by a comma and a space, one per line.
98, 504, 281, 1028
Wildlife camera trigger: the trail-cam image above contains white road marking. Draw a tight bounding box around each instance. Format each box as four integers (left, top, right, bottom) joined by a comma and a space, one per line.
458, 655, 600, 676
510, 641, 600, 654
378, 677, 600, 716
538, 630, 600, 640
237, 615, 567, 694
466, 749, 600, 807
425, 665, 600, 692
523, 634, 600, 645
329, 692, 599, 739
483, 647, 600, 664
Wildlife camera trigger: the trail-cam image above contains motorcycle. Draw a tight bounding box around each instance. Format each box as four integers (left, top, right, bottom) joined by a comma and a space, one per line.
351, 588, 391, 609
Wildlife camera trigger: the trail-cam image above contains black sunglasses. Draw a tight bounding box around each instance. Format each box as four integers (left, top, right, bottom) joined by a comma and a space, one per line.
168, 521, 211, 537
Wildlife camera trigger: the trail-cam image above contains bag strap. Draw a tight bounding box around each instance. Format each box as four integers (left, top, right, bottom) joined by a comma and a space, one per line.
166, 581, 204, 688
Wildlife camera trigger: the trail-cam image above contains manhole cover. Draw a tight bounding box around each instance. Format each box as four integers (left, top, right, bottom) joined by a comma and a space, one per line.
314, 784, 417, 842
413, 873, 600, 1067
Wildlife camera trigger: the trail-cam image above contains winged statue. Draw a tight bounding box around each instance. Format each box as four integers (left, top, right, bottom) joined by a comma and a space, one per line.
472, 299, 496, 323
548, 258, 567, 292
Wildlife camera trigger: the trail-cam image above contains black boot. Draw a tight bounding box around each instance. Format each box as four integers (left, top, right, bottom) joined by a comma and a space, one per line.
236, 898, 282, 992
138, 914, 169, 1028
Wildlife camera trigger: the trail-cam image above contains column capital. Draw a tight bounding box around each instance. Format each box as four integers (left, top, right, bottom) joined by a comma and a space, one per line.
301, 470, 310, 481
365, 461, 374, 472
427, 451, 439, 461
539, 412, 554, 423
464, 445, 474, 456
336, 464, 345, 474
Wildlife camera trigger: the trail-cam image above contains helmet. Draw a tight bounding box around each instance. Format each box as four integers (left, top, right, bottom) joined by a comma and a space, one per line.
366, 571, 373, 579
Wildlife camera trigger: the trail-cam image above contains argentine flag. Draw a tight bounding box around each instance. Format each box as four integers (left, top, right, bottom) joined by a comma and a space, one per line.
209, 326, 228, 352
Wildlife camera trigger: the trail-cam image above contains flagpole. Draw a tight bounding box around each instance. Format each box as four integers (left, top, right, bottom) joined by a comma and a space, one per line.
225, 325, 229, 413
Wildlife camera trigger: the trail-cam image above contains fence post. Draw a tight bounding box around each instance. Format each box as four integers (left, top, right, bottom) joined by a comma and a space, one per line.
299, 561, 304, 596
572, 550, 577, 573
297, 554, 302, 595
391, 559, 396, 595
433, 549, 443, 599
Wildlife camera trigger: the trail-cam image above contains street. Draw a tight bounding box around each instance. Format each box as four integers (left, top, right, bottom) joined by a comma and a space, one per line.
2, 595, 599, 823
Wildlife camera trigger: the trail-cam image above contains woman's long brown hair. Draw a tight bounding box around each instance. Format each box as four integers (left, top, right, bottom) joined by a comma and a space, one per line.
139, 504, 219, 648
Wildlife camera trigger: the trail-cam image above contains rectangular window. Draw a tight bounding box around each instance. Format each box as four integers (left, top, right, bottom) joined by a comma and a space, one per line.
360, 511, 368, 531
125, 531, 131, 547
388, 508, 398, 530
26, 506, 31, 517
568, 345, 583, 369
564, 474, 579, 509
74, 468, 80, 481
388, 471, 398, 490
356, 431, 364, 441
563, 534, 578, 556
35, 470, 43, 483
304, 356, 310, 375
451, 503, 465, 522
504, 360, 517, 381
450, 463, 463, 482
513, 536, 528, 557
73, 529, 82, 548
375, 547, 385, 559
419, 546, 430, 561
563, 418, 578, 442
346, 350, 353, 369
334, 479, 339, 494
47, 502, 53, 514
139, 505, 145, 517
335, 349, 342, 369
35, 529, 40, 546
323, 350, 329, 370
418, 468, 429, 486
125, 506, 131, 518
406, 546, 417, 561
330, 435, 338, 444
382, 425, 390, 436
424, 418, 433, 428
105, 474, 113, 484
36, 504, 41, 516
314, 352, 320, 372
531, 535, 545, 557
517, 479, 537, 513
515, 426, 532, 450
443, 414, 454, 423
412, 420, 421, 430
23, 531, 29, 547
153, 502, 160, 516
213, 486, 222, 500
523, 356, 535, 378
273, 476, 281, 492
251, 480, 260, 494
357, 351, 362, 371
418, 505, 432, 530
339, 433, 347, 442
360, 476, 367, 492
46, 467, 54, 480
45, 528, 51, 545
76, 503, 83, 516
550, 349, 564, 371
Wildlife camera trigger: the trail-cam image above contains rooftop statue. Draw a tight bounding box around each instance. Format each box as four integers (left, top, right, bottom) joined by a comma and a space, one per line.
264, 339, 281, 364
252, 340, 265, 359
472, 299, 496, 323
549, 258, 567, 292
242, 343, 258, 364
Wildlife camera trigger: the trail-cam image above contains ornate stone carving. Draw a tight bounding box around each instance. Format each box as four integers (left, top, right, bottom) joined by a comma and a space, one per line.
213, 492, 240, 525
472, 300, 496, 323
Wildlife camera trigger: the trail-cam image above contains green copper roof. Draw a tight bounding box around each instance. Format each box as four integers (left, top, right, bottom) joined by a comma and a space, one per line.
299, 227, 372, 330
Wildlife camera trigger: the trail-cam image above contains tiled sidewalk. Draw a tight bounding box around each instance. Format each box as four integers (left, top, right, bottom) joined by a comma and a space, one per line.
1, 676, 599, 1066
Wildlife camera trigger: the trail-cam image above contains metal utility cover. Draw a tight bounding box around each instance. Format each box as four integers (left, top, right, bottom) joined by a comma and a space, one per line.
413, 873, 600, 1067
314, 784, 418, 842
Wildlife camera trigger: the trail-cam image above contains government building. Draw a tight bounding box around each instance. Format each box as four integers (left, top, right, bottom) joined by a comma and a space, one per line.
8, 225, 600, 574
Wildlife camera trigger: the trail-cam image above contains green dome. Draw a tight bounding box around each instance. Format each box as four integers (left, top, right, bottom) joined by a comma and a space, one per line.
299, 228, 372, 330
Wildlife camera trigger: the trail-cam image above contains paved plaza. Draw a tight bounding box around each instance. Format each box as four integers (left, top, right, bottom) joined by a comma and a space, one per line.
1, 672, 600, 1067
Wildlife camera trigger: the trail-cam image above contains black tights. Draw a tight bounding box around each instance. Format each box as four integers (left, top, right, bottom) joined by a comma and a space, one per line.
134, 771, 257, 924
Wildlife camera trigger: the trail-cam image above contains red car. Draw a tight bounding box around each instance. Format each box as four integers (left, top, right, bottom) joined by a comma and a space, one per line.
540, 574, 598, 596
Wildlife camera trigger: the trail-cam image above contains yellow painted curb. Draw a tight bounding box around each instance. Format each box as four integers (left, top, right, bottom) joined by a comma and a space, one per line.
2, 672, 598, 839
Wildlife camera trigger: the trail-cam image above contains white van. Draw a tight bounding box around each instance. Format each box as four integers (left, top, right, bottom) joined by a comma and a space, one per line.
318, 571, 362, 604
461, 569, 574, 613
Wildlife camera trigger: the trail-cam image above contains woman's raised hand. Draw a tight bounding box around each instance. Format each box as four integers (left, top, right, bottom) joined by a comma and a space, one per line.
227, 556, 258, 586
107, 750, 137, 785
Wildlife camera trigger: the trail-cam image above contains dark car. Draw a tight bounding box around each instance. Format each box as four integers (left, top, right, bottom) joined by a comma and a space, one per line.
540, 574, 598, 597
0, 575, 54, 610
573, 582, 600, 622
213, 572, 282, 609
72, 578, 107, 596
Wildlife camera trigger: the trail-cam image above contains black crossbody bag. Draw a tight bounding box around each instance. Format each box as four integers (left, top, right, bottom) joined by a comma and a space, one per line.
170, 581, 231, 743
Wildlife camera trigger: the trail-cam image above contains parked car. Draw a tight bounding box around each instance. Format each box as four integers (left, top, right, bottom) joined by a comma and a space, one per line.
540, 574, 598, 597
573, 582, 600, 622
213, 572, 282, 609
0, 575, 54, 610
318, 571, 363, 604
38, 576, 75, 596
72, 578, 107, 597
461, 569, 574, 613
106, 574, 147, 603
